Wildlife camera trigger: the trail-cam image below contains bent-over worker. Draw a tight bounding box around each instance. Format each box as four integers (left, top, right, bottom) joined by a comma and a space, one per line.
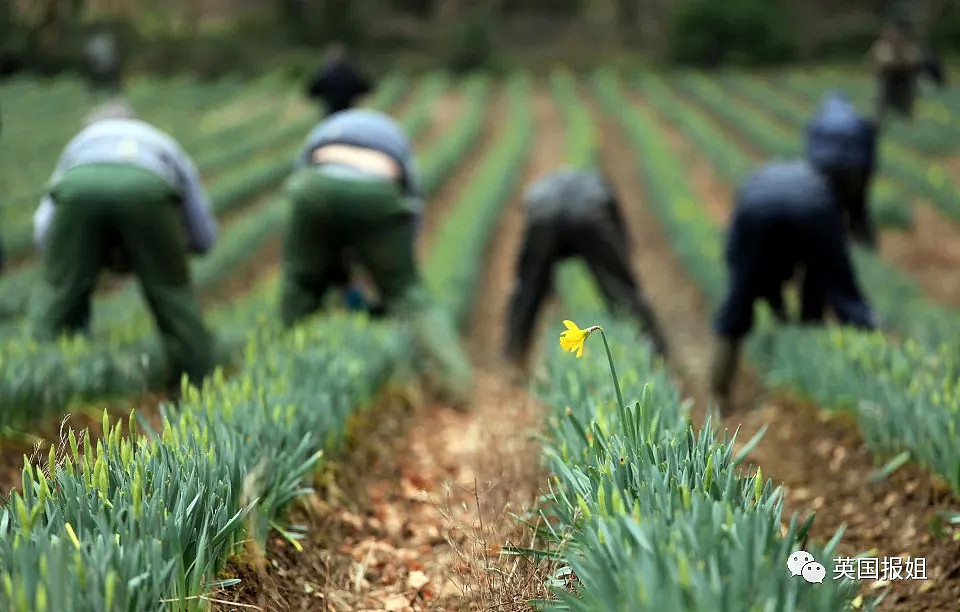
503, 168, 669, 368
31, 101, 218, 389
710, 92, 879, 413
281, 109, 472, 404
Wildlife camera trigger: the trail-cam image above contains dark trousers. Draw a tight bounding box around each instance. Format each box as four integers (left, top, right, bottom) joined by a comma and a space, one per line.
504, 207, 668, 363
876, 72, 916, 123
31, 163, 214, 387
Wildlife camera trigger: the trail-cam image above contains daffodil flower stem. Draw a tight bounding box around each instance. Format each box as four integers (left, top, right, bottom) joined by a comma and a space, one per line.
597, 329, 624, 412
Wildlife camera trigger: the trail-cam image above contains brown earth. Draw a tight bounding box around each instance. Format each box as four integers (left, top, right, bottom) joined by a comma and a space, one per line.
619, 93, 960, 611
211, 88, 568, 612
879, 201, 960, 307
944, 156, 960, 185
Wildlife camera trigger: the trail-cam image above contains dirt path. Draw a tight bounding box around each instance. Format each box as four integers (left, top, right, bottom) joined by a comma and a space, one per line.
612, 94, 960, 610
878, 202, 960, 307
685, 87, 960, 310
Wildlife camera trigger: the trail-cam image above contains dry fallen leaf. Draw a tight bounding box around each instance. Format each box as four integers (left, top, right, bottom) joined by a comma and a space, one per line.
382, 593, 410, 610
407, 570, 430, 590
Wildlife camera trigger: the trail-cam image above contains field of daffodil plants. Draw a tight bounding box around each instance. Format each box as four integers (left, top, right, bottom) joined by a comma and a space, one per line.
2, 67, 960, 610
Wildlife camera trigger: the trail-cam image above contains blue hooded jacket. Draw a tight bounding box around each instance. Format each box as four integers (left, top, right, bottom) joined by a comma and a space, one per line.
714, 161, 876, 339
806, 92, 876, 172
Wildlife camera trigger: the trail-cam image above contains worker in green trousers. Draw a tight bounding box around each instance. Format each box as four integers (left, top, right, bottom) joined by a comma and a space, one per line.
282, 109, 473, 406
31, 102, 218, 390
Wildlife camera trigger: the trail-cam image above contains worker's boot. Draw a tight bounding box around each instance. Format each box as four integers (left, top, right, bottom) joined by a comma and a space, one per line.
709, 336, 741, 416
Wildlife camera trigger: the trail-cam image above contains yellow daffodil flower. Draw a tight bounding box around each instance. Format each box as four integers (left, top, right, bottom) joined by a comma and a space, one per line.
559, 320, 601, 358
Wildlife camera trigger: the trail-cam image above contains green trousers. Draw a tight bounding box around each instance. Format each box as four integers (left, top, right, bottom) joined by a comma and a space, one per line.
32, 163, 214, 387
281, 167, 472, 402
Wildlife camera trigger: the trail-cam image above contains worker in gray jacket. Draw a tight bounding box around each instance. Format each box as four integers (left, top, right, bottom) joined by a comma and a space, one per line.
504, 168, 669, 369
282, 108, 472, 405
32, 101, 218, 388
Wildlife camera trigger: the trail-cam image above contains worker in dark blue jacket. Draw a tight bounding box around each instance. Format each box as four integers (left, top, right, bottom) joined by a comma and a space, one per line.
710, 92, 879, 413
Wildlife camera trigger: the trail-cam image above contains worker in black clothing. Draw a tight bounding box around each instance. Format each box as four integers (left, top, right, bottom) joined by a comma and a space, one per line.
710, 92, 879, 413
869, 18, 923, 123
305, 43, 372, 116
83, 30, 123, 97
504, 168, 669, 370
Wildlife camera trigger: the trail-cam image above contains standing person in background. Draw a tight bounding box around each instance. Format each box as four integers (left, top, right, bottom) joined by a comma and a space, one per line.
306, 43, 373, 116
869, 18, 922, 123
83, 30, 123, 98
503, 168, 669, 371
710, 92, 879, 414
280, 108, 473, 406
31, 101, 218, 393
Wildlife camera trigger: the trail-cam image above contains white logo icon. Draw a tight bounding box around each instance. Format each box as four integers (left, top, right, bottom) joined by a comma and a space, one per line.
787, 550, 824, 584
802, 561, 826, 584
787, 550, 815, 577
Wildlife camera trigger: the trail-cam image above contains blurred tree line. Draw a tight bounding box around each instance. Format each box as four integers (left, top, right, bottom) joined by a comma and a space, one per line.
1, 0, 958, 78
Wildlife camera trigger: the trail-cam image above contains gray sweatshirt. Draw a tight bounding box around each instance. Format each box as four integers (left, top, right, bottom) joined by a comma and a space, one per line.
297, 109, 423, 214
33, 119, 218, 254
523, 167, 615, 221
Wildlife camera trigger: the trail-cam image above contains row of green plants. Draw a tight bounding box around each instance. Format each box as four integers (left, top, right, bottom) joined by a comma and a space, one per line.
657, 73, 960, 350
524, 71, 863, 610
607, 71, 960, 496
0, 73, 489, 429
0, 71, 532, 612
418, 75, 490, 194
426, 74, 530, 322
1, 76, 89, 115
0, 310, 407, 611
